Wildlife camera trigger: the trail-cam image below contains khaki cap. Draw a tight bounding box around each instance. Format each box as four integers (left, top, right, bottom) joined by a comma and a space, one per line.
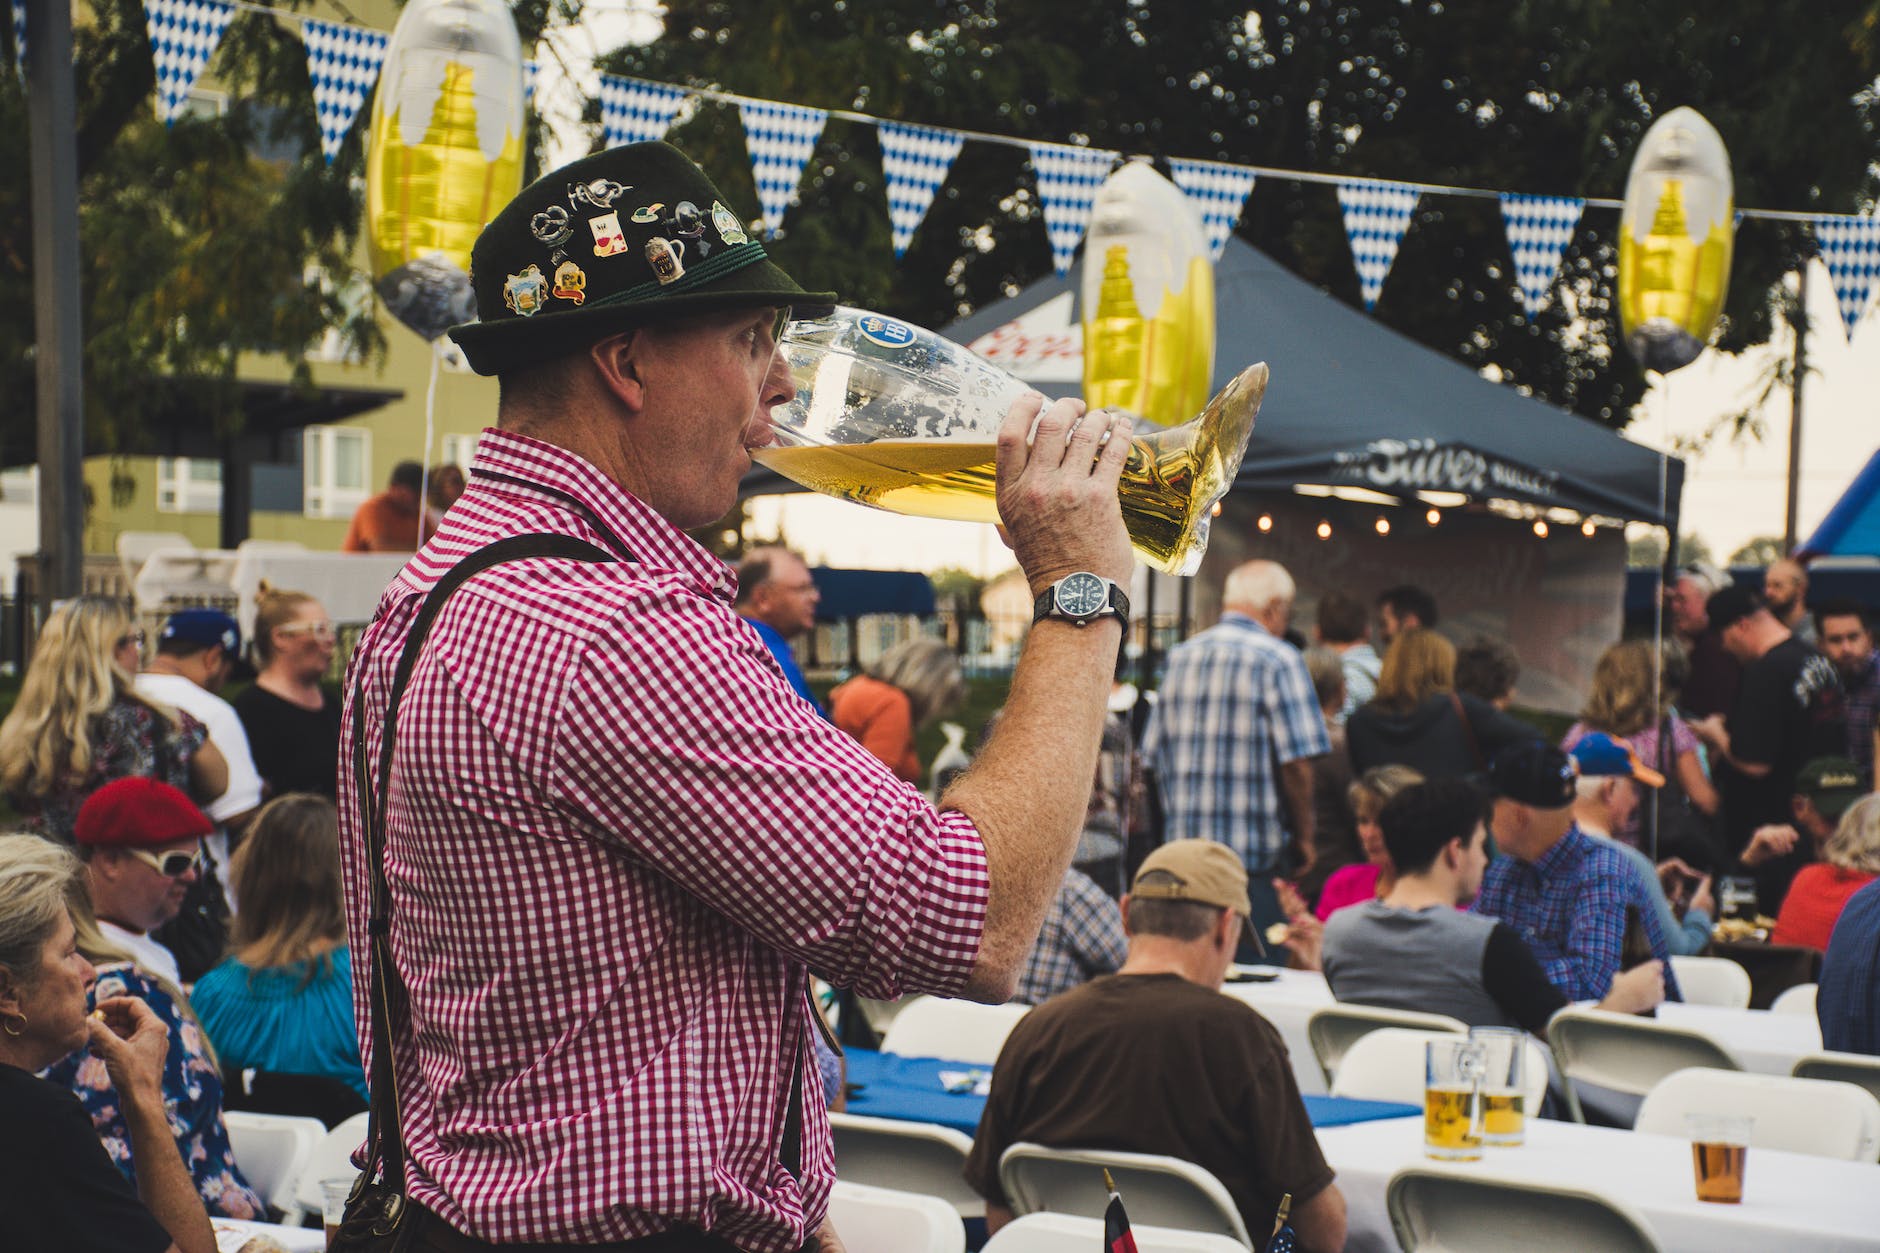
1130, 839, 1253, 917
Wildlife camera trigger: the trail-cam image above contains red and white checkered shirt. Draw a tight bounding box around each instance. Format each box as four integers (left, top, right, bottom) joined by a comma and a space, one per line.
337, 429, 990, 1249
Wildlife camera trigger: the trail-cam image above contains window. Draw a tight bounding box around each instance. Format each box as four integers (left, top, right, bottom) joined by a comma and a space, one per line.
439, 433, 480, 469
0, 466, 36, 506
156, 457, 223, 514
303, 426, 371, 519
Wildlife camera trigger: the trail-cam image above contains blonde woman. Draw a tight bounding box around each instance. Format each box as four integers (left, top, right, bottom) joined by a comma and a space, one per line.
829, 638, 966, 783
232, 587, 341, 799
0, 598, 227, 842
1345, 628, 1539, 779
192, 795, 366, 1103
1773, 794, 1880, 950
0, 836, 218, 1253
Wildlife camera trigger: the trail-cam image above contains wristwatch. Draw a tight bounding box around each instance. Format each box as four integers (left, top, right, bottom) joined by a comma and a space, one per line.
1032, 572, 1130, 630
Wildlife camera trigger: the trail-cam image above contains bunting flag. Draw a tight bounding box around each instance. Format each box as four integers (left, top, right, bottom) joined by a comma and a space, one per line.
1029, 141, 1118, 276
1167, 157, 1258, 261
1500, 193, 1584, 316
524, 59, 538, 104
11, 0, 25, 75
301, 19, 388, 165
739, 98, 827, 235
1337, 179, 1420, 311
878, 121, 965, 258
597, 73, 687, 150
143, 0, 235, 124
1815, 213, 1880, 338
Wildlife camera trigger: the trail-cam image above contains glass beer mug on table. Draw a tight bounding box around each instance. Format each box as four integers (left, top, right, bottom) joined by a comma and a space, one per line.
1424, 1038, 1484, 1162
755, 307, 1267, 577
1467, 1027, 1526, 1146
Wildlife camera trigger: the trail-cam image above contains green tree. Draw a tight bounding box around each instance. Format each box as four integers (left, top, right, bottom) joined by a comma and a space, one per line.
1729, 535, 1787, 566
1627, 531, 1714, 567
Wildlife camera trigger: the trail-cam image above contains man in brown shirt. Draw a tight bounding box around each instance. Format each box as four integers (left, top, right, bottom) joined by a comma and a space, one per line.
341, 460, 428, 552
964, 839, 1346, 1251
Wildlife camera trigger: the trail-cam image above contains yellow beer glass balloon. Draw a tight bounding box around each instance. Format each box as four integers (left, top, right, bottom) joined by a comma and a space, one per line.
1081, 158, 1216, 427
1618, 107, 1734, 374
366, 0, 526, 341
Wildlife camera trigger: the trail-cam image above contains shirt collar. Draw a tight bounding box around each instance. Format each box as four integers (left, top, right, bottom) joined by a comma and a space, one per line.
1526, 823, 1588, 882
467, 427, 738, 602
1219, 611, 1273, 638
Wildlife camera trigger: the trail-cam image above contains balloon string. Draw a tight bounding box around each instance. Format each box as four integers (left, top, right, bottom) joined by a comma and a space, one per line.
420, 339, 441, 549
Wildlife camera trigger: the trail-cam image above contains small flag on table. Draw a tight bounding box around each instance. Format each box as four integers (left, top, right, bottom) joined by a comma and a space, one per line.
1265, 1192, 1297, 1253
1103, 1169, 1139, 1253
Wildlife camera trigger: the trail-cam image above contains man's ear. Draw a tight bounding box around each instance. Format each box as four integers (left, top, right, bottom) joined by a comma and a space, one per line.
588, 330, 648, 414
1118, 894, 1133, 935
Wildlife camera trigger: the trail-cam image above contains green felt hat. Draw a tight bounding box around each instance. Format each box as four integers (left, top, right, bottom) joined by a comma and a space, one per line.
448, 142, 835, 376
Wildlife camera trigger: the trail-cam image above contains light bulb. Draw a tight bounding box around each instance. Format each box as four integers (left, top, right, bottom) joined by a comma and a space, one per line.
1257, 514, 1273, 533
1375, 517, 1390, 535
1533, 520, 1549, 538
1426, 508, 1441, 526
1581, 519, 1596, 537
1316, 521, 1332, 540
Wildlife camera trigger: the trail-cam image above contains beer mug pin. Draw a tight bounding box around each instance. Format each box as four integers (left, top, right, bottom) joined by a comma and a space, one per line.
646, 236, 686, 284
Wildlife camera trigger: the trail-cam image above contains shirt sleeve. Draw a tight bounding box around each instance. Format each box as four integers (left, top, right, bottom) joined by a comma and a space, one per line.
1236, 1015, 1336, 1207
1480, 923, 1568, 1033
198, 701, 263, 822
1063, 873, 1127, 977
1266, 649, 1333, 765
549, 586, 989, 1001
25, 1082, 174, 1253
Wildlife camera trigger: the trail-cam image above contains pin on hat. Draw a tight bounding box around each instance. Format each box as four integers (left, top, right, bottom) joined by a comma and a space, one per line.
449, 142, 836, 376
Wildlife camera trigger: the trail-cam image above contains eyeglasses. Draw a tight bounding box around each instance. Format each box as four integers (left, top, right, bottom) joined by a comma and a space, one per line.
770, 306, 794, 344
116, 629, 146, 651
124, 846, 203, 878
275, 620, 336, 640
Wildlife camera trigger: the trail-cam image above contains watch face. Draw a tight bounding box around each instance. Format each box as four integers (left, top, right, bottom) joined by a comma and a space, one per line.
1056, 572, 1108, 617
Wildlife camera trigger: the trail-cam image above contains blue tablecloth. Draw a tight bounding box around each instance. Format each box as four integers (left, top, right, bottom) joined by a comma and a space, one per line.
844, 1049, 1416, 1137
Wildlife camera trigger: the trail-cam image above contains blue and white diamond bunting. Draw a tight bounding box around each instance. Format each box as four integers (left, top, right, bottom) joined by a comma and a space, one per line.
301, 19, 387, 165
11, 0, 26, 76
878, 121, 964, 259
739, 99, 827, 235
1167, 157, 1257, 261
1029, 141, 1118, 276
1500, 193, 1583, 317
1337, 179, 1420, 311
598, 74, 688, 150
143, 0, 235, 125
1815, 213, 1880, 338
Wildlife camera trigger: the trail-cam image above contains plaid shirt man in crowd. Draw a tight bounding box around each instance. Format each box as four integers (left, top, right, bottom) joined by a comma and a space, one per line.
1144, 560, 1329, 950
339, 143, 1139, 1253
1013, 867, 1127, 1005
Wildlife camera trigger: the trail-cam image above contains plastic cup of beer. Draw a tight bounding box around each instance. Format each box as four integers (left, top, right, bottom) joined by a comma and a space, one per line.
321, 1175, 357, 1246
1685, 1113, 1753, 1204
1423, 1039, 1484, 1161
1467, 1027, 1526, 1146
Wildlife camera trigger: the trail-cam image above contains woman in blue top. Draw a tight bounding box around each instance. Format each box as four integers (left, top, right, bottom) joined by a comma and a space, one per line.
193, 794, 366, 1101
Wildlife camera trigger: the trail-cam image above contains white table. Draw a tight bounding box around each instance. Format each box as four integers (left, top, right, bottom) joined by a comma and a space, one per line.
1318, 1115, 1880, 1253
213, 1218, 326, 1252
1656, 1002, 1823, 1076
229, 550, 412, 639
133, 547, 241, 614
1221, 967, 1334, 1096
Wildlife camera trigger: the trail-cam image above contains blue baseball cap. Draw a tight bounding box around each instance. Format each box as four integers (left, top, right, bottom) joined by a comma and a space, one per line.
1569, 732, 1667, 788
159, 608, 241, 657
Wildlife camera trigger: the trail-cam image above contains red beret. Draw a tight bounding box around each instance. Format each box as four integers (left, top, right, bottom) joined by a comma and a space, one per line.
73, 778, 213, 850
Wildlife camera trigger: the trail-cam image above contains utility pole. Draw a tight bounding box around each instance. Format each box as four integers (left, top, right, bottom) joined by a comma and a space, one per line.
27, 0, 86, 606
1782, 250, 1814, 554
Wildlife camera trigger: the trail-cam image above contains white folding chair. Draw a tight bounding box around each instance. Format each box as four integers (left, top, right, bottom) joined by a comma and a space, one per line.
1771, 983, 1818, 1017
292, 1111, 371, 1221
1635, 1067, 1880, 1162
1794, 1051, 1880, 1116
117, 529, 194, 585
982, 1212, 1248, 1253
997, 1142, 1252, 1248
880, 996, 1032, 1065
828, 1113, 982, 1216
1667, 956, 1752, 1009
1305, 1003, 1467, 1088
1547, 1006, 1739, 1125
1387, 1167, 1664, 1252
224, 1110, 324, 1225
826, 1180, 965, 1253
1330, 1027, 1548, 1114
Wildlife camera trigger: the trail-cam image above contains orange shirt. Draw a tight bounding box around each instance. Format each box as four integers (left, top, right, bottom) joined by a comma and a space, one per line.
1771, 864, 1878, 950
829, 674, 921, 783
341, 489, 430, 552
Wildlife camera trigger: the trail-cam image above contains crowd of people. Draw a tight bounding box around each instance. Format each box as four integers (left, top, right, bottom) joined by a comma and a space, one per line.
0, 137, 1875, 1253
